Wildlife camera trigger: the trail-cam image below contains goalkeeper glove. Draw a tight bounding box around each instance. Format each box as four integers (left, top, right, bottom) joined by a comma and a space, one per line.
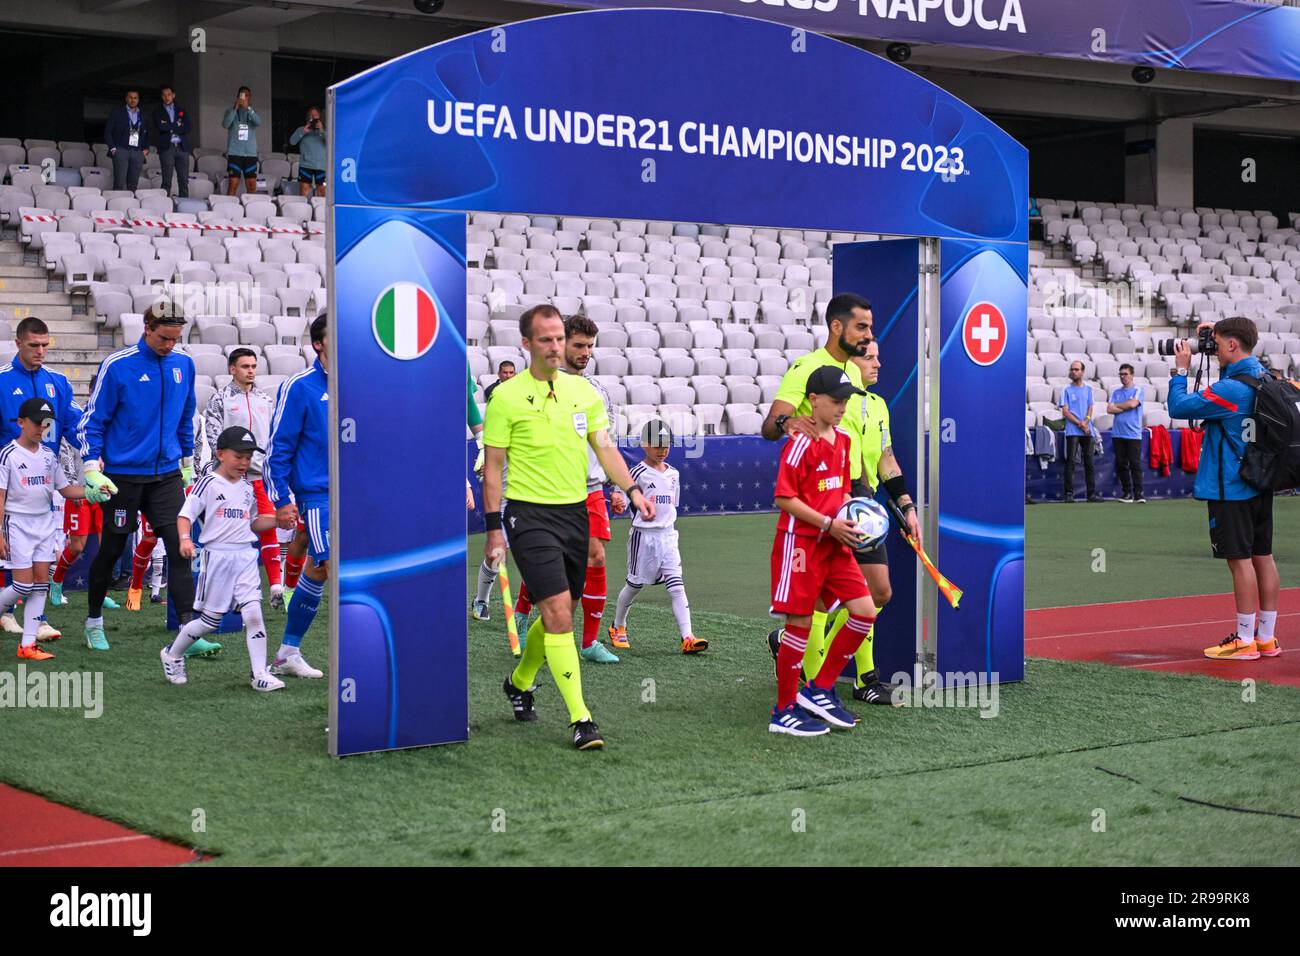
181, 457, 195, 488
84, 466, 118, 504
473, 436, 485, 479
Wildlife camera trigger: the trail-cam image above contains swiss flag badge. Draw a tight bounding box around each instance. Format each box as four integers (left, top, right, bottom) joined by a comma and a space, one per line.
962, 302, 1007, 367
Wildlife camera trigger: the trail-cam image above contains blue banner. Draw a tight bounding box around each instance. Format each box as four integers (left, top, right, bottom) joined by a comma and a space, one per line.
468, 437, 781, 533
531, 1, 1300, 82
1027, 429, 1201, 502
937, 239, 1027, 682
831, 239, 925, 683
331, 7, 1027, 243
464, 430, 1208, 527
332, 208, 468, 756
332, 6, 1028, 753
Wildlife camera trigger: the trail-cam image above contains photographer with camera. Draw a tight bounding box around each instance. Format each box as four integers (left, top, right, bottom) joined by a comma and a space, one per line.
1167, 316, 1283, 663
222, 86, 261, 196
290, 107, 326, 198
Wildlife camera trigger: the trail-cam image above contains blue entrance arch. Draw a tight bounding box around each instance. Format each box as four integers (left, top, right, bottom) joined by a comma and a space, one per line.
327, 8, 1028, 755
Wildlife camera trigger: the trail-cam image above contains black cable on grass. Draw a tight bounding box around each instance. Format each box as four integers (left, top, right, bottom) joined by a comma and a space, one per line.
1095, 766, 1300, 821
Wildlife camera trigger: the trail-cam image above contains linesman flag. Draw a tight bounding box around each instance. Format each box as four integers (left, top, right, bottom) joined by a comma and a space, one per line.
883, 497, 963, 609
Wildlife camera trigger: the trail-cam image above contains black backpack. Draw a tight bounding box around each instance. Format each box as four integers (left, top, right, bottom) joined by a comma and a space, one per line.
1228, 371, 1300, 492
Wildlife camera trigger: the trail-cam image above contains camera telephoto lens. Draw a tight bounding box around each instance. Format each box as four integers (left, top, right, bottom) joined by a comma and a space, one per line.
1157, 339, 1176, 356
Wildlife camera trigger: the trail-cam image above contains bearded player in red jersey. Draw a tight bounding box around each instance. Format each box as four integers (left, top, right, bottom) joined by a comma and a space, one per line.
768, 366, 879, 737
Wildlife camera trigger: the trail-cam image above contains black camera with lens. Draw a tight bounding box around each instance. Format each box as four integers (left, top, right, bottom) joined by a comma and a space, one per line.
1157, 326, 1215, 357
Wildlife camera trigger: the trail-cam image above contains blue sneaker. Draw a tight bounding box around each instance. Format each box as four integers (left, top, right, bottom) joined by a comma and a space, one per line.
580, 642, 619, 664
769, 704, 830, 737
796, 684, 859, 729
102, 595, 121, 610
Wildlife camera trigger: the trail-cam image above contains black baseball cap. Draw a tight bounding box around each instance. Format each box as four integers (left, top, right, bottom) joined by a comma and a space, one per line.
15, 397, 55, 423
216, 426, 262, 453
805, 365, 866, 400
640, 418, 674, 447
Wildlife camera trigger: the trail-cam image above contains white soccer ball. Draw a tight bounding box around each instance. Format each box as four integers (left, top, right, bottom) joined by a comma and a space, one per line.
834, 496, 890, 552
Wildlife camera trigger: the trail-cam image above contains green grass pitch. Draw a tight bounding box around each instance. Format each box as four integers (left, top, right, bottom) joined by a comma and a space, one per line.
0, 498, 1296, 865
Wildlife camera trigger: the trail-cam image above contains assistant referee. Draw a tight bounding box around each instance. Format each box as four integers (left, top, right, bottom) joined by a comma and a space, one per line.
481, 305, 654, 751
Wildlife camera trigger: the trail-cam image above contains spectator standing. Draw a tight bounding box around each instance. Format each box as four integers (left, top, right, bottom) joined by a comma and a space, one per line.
1107, 363, 1145, 503
289, 107, 327, 198
151, 84, 192, 199
105, 90, 149, 191
222, 86, 261, 195
1059, 360, 1100, 502
483, 360, 516, 404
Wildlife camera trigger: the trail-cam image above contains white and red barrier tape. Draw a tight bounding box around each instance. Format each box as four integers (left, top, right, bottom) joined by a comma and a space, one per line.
22, 212, 312, 236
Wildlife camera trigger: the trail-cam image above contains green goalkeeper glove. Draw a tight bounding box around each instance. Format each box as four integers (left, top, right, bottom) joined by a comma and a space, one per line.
181, 458, 195, 488
84, 467, 118, 504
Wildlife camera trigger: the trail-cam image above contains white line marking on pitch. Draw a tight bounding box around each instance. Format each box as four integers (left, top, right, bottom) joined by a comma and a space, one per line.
0, 834, 151, 858
1027, 612, 1300, 642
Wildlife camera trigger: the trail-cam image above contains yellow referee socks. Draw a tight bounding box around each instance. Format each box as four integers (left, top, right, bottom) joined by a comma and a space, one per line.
853, 622, 876, 688
510, 618, 547, 691
543, 632, 591, 724
812, 608, 850, 682
802, 609, 829, 683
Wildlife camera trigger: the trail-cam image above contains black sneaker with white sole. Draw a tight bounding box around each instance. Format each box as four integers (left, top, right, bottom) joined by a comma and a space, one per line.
767, 627, 809, 686
502, 676, 538, 722
857, 668, 899, 691
852, 680, 898, 705
571, 719, 604, 750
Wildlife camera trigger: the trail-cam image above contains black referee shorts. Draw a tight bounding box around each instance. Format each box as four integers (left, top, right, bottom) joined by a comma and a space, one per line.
850, 479, 888, 567
504, 500, 588, 603
1207, 495, 1273, 560
102, 472, 186, 536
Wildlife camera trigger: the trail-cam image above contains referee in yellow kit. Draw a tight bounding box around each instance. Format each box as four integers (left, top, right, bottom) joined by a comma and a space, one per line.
481, 304, 654, 750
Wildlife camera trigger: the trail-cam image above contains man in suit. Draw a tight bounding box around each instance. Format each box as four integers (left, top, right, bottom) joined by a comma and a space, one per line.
104, 90, 149, 191
152, 85, 192, 198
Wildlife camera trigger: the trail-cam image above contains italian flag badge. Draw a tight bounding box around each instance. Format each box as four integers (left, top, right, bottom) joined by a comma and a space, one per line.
372, 282, 439, 360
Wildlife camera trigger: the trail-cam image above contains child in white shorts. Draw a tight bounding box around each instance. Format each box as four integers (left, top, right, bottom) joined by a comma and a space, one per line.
609, 419, 706, 655
160, 426, 283, 691
0, 398, 91, 660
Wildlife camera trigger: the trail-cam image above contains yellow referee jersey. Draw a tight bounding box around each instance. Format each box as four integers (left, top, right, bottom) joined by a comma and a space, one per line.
774, 347, 867, 481
857, 390, 891, 491
481, 369, 609, 505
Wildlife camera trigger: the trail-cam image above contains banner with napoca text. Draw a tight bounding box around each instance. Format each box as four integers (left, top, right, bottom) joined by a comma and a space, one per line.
527, 0, 1300, 83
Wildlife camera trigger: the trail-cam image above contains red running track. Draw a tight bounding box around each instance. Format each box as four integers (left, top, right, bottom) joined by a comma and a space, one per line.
1026, 588, 1300, 688
0, 784, 206, 866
